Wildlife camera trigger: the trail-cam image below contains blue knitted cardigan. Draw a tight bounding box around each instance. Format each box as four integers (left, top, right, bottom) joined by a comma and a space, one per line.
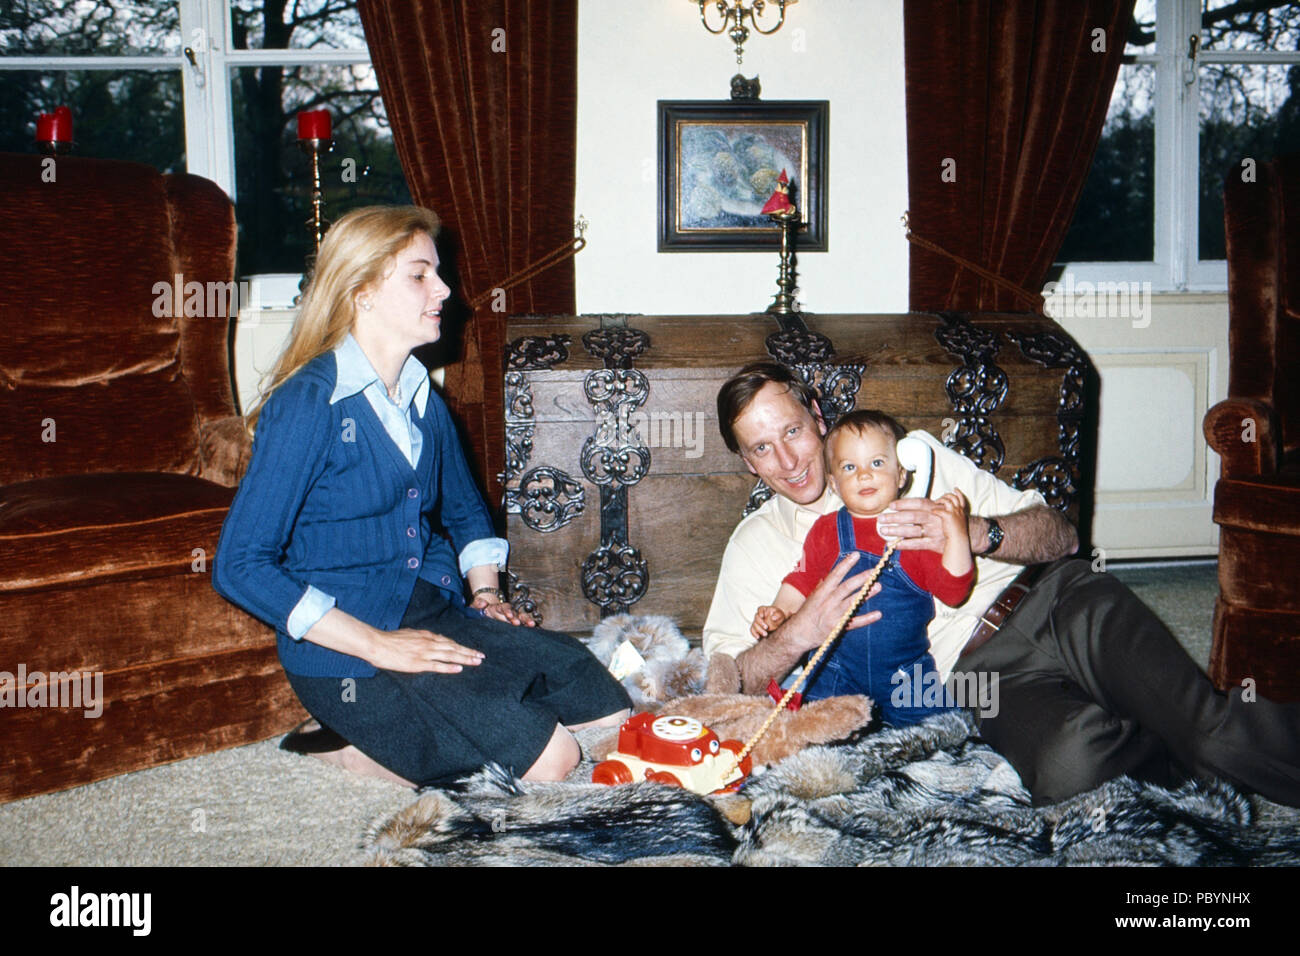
213, 351, 497, 678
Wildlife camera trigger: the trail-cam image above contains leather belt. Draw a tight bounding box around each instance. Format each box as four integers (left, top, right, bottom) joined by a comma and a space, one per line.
958, 562, 1049, 659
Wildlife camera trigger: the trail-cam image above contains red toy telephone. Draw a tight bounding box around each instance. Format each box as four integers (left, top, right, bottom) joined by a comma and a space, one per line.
592, 713, 752, 795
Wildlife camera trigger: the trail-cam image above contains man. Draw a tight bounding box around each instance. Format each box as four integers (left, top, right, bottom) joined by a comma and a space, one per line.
704, 361, 1300, 807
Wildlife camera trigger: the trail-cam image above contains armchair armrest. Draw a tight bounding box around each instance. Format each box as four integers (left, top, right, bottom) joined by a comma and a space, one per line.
1203, 398, 1279, 479
198, 415, 253, 487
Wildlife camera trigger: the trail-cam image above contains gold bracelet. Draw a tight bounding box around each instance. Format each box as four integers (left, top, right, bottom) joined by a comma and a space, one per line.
471, 586, 503, 602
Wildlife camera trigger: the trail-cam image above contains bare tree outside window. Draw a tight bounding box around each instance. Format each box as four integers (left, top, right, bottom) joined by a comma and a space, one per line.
0, 0, 409, 280
229, 0, 409, 277
1058, 0, 1300, 270
1198, 1, 1300, 259
1056, 61, 1157, 264
0, 2, 184, 171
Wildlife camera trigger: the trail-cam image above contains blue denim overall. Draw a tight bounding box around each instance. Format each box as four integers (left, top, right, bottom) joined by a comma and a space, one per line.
800, 508, 956, 725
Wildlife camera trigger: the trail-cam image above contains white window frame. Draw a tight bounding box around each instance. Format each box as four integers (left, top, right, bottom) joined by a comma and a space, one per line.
0, 0, 373, 304
1061, 0, 1300, 293
178, 0, 371, 203
0, 0, 370, 204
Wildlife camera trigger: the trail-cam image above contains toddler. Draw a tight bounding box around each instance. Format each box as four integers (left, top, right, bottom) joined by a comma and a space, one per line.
751, 410, 974, 724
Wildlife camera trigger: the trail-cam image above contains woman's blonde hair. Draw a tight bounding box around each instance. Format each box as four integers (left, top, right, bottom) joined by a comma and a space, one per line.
245, 204, 442, 430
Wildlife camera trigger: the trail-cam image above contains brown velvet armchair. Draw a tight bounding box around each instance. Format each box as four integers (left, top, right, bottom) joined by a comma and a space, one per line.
0, 153, 306, 802
1203, 153, 1300, 704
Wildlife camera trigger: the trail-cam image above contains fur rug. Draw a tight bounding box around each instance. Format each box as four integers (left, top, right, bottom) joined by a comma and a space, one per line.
362, 711, 1300, 866
588, 693, 875, 770
360, 615, 1300, 866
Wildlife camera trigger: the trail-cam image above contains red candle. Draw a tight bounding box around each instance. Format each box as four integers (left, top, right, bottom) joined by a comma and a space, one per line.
297, 109, 332, 141
35, 105, 73, 143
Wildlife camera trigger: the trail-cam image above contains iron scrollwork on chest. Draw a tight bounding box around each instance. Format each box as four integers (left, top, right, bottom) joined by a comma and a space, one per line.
580, 368, 652, 487
502, 370, 535, 481
501, 367, 586, 537
572, 322, 653, 615
933, 312, 1009, 473
765, 326, 836, 366
790, 362, 866, 430
581, 543, 650, 615
505, 334, 572, 371
582, 326, 650, 370
505, 466, 586, 534
742, 478, 775, 518
505, 569, 542, 626
1003, 327, 1089, 512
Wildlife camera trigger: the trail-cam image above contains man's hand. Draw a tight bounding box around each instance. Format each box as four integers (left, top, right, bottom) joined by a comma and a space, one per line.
877, 497, 951, 554
878, 497, 1077, 566
735, 555, 882, 695
787, 555, 883, 653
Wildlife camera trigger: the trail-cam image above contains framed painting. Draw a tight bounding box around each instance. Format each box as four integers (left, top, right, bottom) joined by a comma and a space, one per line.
658, 99, 828, 252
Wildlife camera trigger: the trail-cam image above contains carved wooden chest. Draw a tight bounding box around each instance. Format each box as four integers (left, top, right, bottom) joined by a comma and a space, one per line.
501, 312, 1092, 634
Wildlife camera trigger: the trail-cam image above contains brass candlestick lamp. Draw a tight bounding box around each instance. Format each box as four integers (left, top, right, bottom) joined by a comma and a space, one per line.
762, 169, 801, 316
295, 110, 334, 298
298, 137, 333, 261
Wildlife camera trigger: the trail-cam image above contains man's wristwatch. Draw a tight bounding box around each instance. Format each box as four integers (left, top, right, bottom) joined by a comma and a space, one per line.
981, 518, 1005, 556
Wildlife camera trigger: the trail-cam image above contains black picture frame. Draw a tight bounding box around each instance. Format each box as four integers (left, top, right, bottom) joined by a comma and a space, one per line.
658, 99, 828, 252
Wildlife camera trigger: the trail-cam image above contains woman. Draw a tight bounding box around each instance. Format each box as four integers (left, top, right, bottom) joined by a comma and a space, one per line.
213, 206, 630, 786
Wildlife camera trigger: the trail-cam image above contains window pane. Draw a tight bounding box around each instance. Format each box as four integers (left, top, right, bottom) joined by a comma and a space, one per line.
1057, 64, 1156, 265
1199, 63, 1300, 260
1126, 0, 1157, 54
0, 0, 180, 56
230, 63, 410, 278
230, 0, 366, 51
1200, 0, 1300, 52
0, 69, 184, 170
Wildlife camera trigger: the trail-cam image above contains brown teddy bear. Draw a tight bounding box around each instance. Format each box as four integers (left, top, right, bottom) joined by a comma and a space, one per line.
585, 614, 874, 773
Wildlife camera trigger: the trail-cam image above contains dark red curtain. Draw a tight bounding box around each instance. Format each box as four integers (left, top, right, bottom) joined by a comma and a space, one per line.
905, 0, 1134, 311
358, 0, 579, 503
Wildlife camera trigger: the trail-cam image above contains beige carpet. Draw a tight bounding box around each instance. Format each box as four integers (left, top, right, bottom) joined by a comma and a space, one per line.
0, 562, 1227, 866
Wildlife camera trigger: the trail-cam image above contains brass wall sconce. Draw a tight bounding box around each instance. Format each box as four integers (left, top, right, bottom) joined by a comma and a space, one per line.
692, 0, 798, 65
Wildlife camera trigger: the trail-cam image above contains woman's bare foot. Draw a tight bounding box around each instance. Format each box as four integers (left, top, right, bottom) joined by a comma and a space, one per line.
283, 719, 414, 786
311, 745, 415, 787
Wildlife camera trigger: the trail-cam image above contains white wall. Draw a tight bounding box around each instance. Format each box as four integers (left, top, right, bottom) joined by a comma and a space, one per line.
1056, 293, 1228, 559
575, 0, 908, 315
573, 0, 1225, 558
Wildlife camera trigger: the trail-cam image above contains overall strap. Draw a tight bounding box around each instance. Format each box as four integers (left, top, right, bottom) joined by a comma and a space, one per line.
835, 507, 856, 554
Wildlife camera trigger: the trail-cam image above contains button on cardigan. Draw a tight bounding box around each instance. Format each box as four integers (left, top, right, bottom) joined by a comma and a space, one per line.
213, 348, 506, 678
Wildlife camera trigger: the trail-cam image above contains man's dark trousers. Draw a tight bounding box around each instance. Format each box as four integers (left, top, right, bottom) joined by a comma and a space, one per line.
952, 558, 1300, 806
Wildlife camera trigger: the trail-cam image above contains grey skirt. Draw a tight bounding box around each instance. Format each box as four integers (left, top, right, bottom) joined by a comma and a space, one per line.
285, 578, 631, 786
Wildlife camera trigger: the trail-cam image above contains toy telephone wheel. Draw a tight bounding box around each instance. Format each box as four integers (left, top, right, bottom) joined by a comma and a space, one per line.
645, 769, 684, 788
720, 740, 753, 778
592, 760, 633, 786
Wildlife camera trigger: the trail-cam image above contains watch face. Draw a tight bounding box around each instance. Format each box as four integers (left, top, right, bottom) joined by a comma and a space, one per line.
986, 520, 1004, 553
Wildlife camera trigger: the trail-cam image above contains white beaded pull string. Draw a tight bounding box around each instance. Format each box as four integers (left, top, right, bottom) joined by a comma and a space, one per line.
729, 539, 899, 768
